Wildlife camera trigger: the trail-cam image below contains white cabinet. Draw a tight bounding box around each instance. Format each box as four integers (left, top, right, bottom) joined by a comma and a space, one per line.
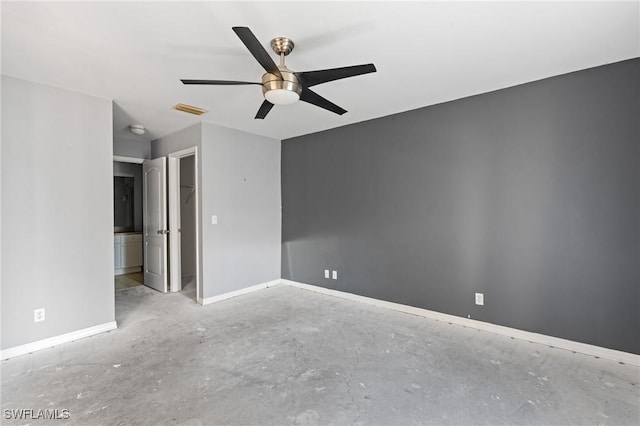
122, 235, 143, 267
114, 239, 122, 270
114, 233, 142, 275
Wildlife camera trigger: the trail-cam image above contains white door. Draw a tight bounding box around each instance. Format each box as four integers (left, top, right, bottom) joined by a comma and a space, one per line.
143, 157, 168, 293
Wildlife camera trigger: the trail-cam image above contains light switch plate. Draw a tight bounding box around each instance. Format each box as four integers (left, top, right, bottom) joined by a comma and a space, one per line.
332, 271, 337, 280
324, 269, 330, 279
211, 215, 217, 225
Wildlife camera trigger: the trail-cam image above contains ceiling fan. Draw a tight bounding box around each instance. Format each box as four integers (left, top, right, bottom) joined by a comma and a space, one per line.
181, 27, 377, 119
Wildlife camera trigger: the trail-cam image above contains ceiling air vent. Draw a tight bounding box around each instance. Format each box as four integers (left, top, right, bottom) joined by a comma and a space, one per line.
174, 103, 208, 115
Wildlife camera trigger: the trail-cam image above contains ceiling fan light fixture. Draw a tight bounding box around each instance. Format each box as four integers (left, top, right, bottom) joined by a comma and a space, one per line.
265, 88, 300, 105
262, 69, 302, 106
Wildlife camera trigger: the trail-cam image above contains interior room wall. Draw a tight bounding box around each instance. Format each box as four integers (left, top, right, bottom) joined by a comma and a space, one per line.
151, 123, 203, 157
113, 162, 143, 232
200, 122, 281, 299
180, 155, 196, 278
113, 135, 151, 159
1, 75, 115, 350
281, 58, 640, 354
152, 122, 281, 301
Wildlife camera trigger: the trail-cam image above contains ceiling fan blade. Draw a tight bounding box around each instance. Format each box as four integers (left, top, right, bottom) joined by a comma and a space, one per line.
255, 100, 274, 119
300, 88, 347, 115
296, 64, 376, 87
181, 79, 261, 85
232, 27, 282, 78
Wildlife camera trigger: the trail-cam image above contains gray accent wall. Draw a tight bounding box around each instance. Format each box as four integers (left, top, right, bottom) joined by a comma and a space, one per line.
281, 59, 640, 354
1, 76, 115, 350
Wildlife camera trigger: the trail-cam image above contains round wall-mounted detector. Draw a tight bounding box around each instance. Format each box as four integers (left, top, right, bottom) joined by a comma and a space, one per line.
129, 124, 146, 135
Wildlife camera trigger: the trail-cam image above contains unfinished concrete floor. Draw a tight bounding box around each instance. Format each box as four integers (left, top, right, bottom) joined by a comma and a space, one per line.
114, 272, 144, 291
2, 285, 639, 425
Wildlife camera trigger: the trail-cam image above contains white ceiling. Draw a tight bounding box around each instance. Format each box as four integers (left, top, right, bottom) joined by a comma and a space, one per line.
2, 1, 638, 141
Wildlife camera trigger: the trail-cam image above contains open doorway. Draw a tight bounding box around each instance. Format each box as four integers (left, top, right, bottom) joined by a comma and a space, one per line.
168, 148, 200, 303
113, 151, 199, 302
177, 155, 197, 300
113, 157, 145, 291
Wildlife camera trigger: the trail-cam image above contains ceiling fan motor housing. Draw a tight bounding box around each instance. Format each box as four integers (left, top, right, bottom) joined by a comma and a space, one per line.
262, 67, 302, 105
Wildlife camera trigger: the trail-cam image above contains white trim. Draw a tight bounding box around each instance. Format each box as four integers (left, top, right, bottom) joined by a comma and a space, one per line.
168, 156, 182, 292
193, 150, 200, 304
198, 280, 281, 306
167, 147, 200, 302
115, 266, 142, 276
113, 155, 144, 164
280, 279, 640, 366
0, 321, 118, 361
167, 147, 197, 158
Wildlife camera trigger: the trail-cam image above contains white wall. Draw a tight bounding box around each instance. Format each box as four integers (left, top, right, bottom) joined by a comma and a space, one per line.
151, 123, 203, 157
113, 135, 150, 159
151, 122, 281, 300
200, 122, 281, 298
1, 76, 115, 350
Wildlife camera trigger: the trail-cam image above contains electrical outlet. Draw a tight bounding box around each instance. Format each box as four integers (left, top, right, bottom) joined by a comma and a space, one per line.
324, 269, 330, 279
34, 308, 45, 323
211, 215, 218, 225
332, 270, 337, 280
475, 293, 484, 306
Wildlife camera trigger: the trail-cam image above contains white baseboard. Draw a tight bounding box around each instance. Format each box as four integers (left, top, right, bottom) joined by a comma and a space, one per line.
281, 279, 640, 367
1, 321, 118, 361
115, 266, 142, 276
198, 279, 281, 306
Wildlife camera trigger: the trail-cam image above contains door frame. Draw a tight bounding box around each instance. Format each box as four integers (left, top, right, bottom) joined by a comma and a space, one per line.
113, 155, 144, 164
168, 147, 200, 303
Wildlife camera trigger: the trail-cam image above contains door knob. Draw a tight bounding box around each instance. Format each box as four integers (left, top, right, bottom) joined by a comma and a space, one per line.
157, 229, 170, 235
